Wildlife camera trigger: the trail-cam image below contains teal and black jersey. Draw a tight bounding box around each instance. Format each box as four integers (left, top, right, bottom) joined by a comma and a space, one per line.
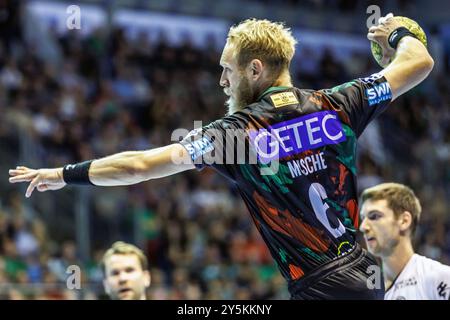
180, 74, 392, 286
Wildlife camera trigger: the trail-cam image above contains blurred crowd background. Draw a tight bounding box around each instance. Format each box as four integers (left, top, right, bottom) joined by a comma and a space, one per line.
0, 0, 448, 299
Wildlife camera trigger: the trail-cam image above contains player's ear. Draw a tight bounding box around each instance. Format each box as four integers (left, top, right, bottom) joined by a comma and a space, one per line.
399, 211, 413, 233
249, 59, 263, 80
144, 270, 151, 287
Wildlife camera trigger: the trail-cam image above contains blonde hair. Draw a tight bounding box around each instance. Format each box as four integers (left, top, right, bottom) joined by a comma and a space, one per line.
226, 18, 297, 77
361, 183, 422, 235
101, 241, 148, 274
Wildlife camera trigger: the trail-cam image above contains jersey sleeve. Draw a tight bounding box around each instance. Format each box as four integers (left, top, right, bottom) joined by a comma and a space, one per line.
320, 73, 393, 137
429, 261, 450, 300
179, 120, 224, 171
178, 116, 248, 180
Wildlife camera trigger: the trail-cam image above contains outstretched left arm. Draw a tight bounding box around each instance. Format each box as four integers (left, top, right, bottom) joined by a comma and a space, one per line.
9, 143, 194, 197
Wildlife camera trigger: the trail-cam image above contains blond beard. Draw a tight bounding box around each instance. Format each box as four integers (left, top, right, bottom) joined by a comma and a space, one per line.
225, 76, 254, 116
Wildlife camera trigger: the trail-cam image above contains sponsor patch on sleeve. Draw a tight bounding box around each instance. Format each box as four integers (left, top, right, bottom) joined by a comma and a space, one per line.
270, 92, 299, 108
365, 81, 392, 106
184, 135, 214, 162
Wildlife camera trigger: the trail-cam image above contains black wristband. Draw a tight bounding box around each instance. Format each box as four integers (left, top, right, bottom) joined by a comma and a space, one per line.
388, 27, 417, 49
63, 160, 94, 185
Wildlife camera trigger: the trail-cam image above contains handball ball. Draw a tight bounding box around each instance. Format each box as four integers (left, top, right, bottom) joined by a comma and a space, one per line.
371, 16, 428, 68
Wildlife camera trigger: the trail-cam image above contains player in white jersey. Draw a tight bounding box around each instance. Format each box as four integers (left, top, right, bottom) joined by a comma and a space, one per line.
359, 182, 450, 300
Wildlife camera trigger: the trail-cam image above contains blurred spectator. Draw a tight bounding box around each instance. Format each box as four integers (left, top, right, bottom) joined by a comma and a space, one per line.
101, 241, 151, 300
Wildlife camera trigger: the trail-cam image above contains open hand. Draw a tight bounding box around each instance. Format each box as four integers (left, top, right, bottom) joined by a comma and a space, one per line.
9, 166, 66, 198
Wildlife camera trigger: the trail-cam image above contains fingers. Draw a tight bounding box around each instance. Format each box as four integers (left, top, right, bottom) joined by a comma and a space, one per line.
9, 166, 32, 177
9, 169, 28, 178
9, 167, 63, 197
26, 176, 40, 198
11, 166, 30, 173
369, 25, 379, 33
378, 12, 394, 25
9, 171, 38, 183
367, 25, 380, 41
367, 19, 395, 43
367, 25, 384, 41
8, 170, 21, 177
